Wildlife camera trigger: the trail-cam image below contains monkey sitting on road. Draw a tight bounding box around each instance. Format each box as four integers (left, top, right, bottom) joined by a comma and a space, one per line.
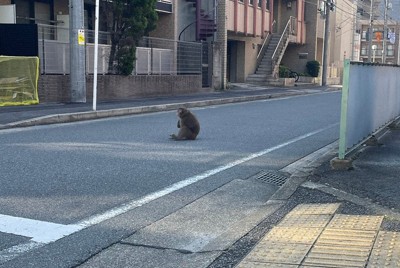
170, 107, 200, 140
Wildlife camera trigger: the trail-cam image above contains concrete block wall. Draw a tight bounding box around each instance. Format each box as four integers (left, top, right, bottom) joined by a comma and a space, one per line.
38, 75, 204, 103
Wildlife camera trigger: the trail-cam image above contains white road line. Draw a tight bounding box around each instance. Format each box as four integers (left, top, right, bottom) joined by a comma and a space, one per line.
77, 123, 338, 227
0, 123, 337, 263
0, 214, 82, 243
0, 241, 43, 263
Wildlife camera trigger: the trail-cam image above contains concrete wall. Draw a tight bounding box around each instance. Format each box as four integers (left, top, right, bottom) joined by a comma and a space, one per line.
152, 13, 175, 40
281, 0, 319, 74
38, 75, 204, 103
227, 34, 261, 82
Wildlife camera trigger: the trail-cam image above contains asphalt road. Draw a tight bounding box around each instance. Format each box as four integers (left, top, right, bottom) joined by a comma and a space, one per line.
0, 91, 342, 267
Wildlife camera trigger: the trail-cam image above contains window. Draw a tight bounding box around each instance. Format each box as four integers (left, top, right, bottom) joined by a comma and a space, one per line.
387, 44, 394, 56
249, 0, 253, 5
258, 0, 262, 7
361, 30, 367, 40
361, 45, 367, 56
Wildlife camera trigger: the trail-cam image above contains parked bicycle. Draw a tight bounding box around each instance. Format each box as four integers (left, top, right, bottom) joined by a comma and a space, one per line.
279, 65, 300, 82
288, 70, 299, 82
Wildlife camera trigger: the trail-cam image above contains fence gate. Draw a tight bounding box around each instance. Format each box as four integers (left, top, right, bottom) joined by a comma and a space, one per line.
202, 41, 212, 88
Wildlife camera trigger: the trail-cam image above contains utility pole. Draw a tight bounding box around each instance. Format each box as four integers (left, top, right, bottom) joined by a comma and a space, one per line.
367, 0, 374, 62
382, 0, 388, 63
69, 0, 86, 103
215, 0, 227, 90
322, 0, 333, 86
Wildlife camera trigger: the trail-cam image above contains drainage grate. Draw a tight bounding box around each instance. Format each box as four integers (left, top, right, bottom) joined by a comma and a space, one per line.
252, 171, 288, 187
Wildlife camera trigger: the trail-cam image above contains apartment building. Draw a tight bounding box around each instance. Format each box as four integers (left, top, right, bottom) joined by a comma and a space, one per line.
355, 0, 400, 64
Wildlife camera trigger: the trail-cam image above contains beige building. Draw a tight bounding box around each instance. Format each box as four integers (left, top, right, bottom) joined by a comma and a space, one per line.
357, 20, 400, 64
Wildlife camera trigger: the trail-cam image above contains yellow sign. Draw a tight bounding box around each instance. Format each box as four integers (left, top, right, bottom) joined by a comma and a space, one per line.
78, 29, 85, 45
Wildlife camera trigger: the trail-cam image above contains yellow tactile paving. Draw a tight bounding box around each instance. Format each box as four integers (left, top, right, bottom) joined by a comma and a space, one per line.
259, 227, 323, 245
301, 227, 377, 267
286, 203, 341, 215
236, 260, 298, 268
239, 241, 312, 265
367, 231, 400, 268
277, 214, 332, 228
316, 228, 377, 247
236, 203, 400, 268
327, 214, 384, 231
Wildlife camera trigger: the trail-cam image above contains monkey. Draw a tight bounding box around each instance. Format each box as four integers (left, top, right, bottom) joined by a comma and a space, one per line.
170, 107, 200, 140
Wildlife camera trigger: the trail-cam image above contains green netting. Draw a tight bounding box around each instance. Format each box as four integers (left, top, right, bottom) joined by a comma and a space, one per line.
0, 56, 39, 106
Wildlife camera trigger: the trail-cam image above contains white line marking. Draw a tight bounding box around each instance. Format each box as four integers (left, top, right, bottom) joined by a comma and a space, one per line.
0, 241, 43, 263
0, 214, 81, 243
0, 123, 337, 263
77, 123, 338, 227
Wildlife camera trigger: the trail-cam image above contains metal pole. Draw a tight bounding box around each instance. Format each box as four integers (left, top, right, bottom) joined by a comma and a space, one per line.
92, 0, 99, 111
367, 0, 373, 62
322, 0, 330, 86
383, 0, 387, 63
215, 0, 227, 90
69, 0, 86, 103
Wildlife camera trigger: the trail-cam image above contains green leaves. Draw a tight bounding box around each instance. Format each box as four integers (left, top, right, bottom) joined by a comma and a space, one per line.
105, 0, 158, 74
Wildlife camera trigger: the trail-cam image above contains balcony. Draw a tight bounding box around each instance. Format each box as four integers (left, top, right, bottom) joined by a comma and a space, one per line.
227, 0, 270, 37
156, 0, 172, 13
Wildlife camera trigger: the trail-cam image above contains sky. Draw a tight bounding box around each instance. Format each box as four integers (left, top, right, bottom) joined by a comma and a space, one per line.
382, 0, 400, 22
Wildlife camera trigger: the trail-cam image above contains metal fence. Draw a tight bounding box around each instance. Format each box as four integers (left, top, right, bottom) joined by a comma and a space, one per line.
38, 24, 110, 74
136, 37, 202, 75
37, 25, 202, 76
338, 60, 400, 159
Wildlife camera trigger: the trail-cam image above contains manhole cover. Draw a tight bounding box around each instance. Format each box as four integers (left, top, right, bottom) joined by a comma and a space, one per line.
251, 171, 288, 186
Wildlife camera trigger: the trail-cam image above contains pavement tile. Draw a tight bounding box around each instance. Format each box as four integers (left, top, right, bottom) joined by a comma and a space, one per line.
258, 227, 323, 245
277, 214, 332, 228
286, 203, 341, 215
367, 231, 400, 268
327, 214, 384, 231
239, 241, 312, 265
236, 261, 299, 267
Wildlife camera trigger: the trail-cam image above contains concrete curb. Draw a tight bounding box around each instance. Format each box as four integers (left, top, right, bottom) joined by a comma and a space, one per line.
0, 92, 303, 130
269, 141, 339, 202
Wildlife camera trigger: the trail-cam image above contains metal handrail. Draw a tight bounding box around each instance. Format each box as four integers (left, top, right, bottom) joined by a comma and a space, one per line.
271, 17, 293, 61
257, 20, 276, 59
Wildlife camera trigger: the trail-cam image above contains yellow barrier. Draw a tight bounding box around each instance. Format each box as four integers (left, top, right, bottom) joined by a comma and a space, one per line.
0, 56, 39, 106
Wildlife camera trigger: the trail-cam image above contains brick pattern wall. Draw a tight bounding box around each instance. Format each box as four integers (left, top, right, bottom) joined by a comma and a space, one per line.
38, 75, 205, 103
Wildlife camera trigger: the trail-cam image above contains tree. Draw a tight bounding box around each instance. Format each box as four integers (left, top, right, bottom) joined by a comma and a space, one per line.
103, 0, 158, 75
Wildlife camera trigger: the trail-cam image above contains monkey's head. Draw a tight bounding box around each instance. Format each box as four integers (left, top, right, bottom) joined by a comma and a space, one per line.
177, 107, 190, 118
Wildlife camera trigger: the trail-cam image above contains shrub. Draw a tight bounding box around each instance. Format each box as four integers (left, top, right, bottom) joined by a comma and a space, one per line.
306, 60, 320, 77
279, 65, 290, 78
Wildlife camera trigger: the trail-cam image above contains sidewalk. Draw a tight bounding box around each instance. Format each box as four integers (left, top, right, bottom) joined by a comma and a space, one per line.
233, 123, 400, 267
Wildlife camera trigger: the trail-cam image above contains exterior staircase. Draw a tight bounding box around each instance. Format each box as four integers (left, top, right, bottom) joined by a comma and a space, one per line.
185, 0, 217, 41
246, 18, 295, 86
246, 34, 282, 85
